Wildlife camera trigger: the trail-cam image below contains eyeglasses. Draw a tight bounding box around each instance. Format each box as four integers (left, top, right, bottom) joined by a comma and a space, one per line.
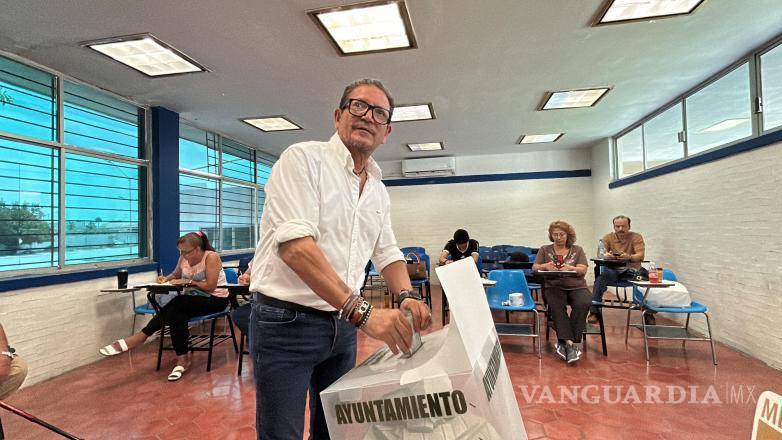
551, 232, 567, 238
343, 99, 392, 125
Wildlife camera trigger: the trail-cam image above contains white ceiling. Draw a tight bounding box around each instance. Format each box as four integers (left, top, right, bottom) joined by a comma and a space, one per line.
1, 0, 781, 162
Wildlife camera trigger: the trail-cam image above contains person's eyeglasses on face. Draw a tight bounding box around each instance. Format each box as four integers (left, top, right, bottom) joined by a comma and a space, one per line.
343, 98, 392, 125
552, 232, 567, 238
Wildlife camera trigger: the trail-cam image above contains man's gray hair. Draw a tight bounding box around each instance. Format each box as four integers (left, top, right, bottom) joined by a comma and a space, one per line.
612, 215, 631, 227
338, 78, 395, 111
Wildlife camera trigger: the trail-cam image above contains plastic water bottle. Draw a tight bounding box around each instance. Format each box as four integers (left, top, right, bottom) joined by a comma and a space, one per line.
597, 240, 605, 259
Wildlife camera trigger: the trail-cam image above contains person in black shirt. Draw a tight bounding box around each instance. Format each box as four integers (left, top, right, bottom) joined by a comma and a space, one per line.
438, 229, 479, 265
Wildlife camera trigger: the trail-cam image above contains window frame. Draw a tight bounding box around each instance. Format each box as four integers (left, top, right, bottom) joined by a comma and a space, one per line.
0, 50, 152, 278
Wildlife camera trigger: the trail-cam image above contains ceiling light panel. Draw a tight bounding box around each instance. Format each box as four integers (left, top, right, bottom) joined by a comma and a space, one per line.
83, 34, 206, 77
699, 118, 749, 133
541, 88, 610, 110
309, 1, 417, 55
242, 116, 302, 132
407, 142, 443, 151
391, 103, 434, 122
518, 134, 564, 144
596, 0, 705, 25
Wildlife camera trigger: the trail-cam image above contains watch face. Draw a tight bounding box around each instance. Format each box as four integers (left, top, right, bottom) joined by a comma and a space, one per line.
9, 347, 15, 354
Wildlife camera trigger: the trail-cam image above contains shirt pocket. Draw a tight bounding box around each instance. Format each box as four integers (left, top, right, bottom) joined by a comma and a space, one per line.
357, 200, 384, 245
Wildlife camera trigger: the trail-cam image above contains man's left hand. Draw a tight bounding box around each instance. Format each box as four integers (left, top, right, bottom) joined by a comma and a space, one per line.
400, 299, 432, 331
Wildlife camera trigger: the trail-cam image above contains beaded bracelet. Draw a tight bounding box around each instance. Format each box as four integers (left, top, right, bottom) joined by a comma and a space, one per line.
357, 304, 373, 328
350, 299, 371, 327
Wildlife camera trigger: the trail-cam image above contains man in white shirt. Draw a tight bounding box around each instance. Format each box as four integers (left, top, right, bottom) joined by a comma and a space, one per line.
249, 79, 432, 439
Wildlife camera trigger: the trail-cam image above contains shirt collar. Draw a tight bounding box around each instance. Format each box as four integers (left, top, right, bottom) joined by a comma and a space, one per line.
329, 132, 383, 180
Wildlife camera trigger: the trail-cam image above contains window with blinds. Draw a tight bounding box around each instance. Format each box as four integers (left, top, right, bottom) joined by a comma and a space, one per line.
178, 123, 276, 252
64, 153, 143, 264
64, 81, 144, 159
179, 174, 220, 249
0, 54, 148, 274
0, 55, 57, 142
0, 138, 59, 271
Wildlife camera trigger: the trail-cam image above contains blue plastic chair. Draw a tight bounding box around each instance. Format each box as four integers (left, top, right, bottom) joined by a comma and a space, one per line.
491, 245, 512, 253
625, 269, 717, 365
478, 247, 498, 275
150, 290, 239, 372
486, 270, 541, 358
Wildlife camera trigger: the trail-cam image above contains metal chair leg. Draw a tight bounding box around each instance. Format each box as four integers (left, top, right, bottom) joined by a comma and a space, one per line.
598, 311, 608, 356
226, 316, 238, 353
206, 318, 217, 372
642, 311, 650, 363
625, 306, 633, 344
237, 332, 246, 376
705, 313, 717, 365
683, 313, 691, 347
156, 319, 166, 371
532, 309, 541, 359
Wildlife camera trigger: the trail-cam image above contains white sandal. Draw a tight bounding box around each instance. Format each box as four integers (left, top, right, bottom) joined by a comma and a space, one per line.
168, 365, 186, 381
99, 339, 129, 356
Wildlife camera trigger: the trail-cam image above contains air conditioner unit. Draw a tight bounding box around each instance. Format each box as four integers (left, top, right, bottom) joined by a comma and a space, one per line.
401, 157, 456, 177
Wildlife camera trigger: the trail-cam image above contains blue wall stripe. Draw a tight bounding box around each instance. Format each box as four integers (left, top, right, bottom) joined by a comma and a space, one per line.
383, 169, 591, 186
0, 262, 158, 292
610, 129, 782, 189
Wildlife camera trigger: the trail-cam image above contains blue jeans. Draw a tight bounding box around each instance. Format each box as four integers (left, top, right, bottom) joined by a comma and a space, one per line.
250, 300, 357, 440
591, 267, 621, 314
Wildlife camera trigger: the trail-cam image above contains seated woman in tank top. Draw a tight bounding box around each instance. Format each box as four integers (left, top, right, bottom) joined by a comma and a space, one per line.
99, 231, 229, 381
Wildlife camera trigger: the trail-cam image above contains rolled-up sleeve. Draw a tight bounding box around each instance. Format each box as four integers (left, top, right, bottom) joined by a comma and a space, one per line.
631, 234, 645, 262
264, 146, 321, 253
371, 193, 405, 272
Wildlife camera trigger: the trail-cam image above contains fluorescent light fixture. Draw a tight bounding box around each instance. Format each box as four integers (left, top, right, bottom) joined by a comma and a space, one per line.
391, 103, 434, 122
407, 142, 443, 151
540, 88, 610, 110
81, 33, 206, 77
242, 116, 302, 132
699, 118, 749, 133
518, 134, 564, 144
308, 0, 417, 56
594, 0, 706, 25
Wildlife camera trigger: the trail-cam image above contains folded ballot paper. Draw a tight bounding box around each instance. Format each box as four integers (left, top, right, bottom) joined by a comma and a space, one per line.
321, 257, 527, 439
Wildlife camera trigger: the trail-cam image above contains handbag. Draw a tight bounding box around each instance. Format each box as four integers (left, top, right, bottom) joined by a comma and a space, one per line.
621, 266, 649, 281
405, 253, 428, 281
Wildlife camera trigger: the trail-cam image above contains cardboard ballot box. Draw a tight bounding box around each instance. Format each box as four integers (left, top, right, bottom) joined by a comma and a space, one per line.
321, 258, 527, 439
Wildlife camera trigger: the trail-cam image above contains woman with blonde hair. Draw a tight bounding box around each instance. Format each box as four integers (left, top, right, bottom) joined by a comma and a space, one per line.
533, 220, 590, 364
99, 231, 229, 381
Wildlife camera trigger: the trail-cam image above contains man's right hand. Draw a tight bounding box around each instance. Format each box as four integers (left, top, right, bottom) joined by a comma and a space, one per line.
361, 308, 413, 355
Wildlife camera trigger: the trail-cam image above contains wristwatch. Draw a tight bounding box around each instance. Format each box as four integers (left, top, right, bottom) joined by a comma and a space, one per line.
1, 347, 16, 359
396, 290, 422, 305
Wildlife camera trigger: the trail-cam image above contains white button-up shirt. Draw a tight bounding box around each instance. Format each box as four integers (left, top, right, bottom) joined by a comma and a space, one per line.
249, 133, 405, 311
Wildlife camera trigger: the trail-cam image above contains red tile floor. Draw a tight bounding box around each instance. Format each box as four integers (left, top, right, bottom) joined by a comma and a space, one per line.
3, 285, 780, 439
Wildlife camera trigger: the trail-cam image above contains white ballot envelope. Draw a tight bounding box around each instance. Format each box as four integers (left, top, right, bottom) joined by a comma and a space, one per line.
320, 258, 527, 439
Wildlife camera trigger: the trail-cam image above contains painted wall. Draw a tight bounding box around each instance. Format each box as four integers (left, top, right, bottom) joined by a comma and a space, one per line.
590, 139, 782, 369
382, 149, 596, 283
0, 271, 156, 386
